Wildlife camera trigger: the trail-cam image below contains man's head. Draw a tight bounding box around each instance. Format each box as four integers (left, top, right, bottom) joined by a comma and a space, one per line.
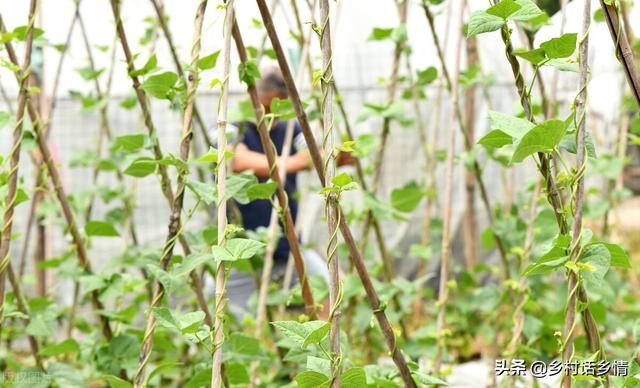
257, 66, 288, 113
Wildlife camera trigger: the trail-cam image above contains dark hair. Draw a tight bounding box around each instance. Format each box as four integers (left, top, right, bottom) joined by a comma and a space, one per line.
257, 66, 288, 97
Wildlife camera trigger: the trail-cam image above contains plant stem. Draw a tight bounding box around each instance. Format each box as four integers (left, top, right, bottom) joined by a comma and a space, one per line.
433, 0, 464, 373
0, 0, 42, 367
562, 2, 591, 386
132, 1, 209, 386
211, 2, 234, 387
253, 2, 416, 385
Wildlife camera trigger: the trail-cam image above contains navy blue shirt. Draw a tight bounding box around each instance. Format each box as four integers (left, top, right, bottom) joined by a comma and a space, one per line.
234, 120, 304, 262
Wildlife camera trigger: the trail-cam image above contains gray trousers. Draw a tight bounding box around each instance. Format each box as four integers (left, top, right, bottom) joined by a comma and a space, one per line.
207, 249, 328, 318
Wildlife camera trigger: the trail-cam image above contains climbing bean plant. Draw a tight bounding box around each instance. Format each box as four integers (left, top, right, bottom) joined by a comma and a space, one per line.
0, 0, 639, 387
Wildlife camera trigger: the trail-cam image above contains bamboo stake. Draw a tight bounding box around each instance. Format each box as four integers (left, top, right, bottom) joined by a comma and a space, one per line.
255, 0, 280, 65
403, 54, 438, 325
325, 26, 395, 288
412, 0, 453, 319
549, 0, 569, 114
16, 0, 80, 279
147, 0, 209, 188
32, 4, 47, 300
612, 79, 630, 239
227, 22, 320, 320
421, 0, 512, 284
359, 0, 408, 268
250, 92, 298, 387
211, 3, 234, 388
287, 0, 407, 334
108, 1, 213, 332
562, 2, 591, 386
252, 2, 416, 385
279, 0, 321, 308
433, 0, 464, 373
317, 0, 341, 385
599, 0, 640, 109
254, 0, 317, 343
109, 0, 175, 204
0, 12, 116, 344
0, 0, 42, 367
131, 1, 209, 386
77, 16, 123, 223
67, 16, 142, 339
462, 34, 478, 269
619, 0, 636, 48
149, 0, 214, 150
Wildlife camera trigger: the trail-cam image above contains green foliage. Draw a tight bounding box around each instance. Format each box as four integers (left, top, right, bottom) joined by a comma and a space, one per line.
130, 54, 158, 77
295, 371, 329, 387
238, 60, 261, 87
197, 50, 220, 70
0, 111, 12, 128
391, 181, 424, 212
153, 307, 207, 335
85, 220, 120, 237
187, 180, 217, 205
124, 157, 157, 177
76, 66, 105, 81
39, 339, 80, 357
194, 146, 234, 164
467, 0, 543, 37
368, 24, 407, 43
515, 33, 578, 68
140, 71, 179, 99
511, 119, 568, 163
478, 129, 513, 148
416, 66, 438, 86
212, 238, 265, 261
486, 0, 522, 19
110, 134, 146, 153
539, 33, 577, 59
247, 181, 277, 201
270, 97, 296, 120
2, 4, 637, 387
11, 25, 45, 41
272, 320, 330, 348
522, 234, 570, 276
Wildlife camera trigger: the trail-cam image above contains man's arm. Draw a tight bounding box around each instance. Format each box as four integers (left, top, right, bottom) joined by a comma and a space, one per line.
232, 143, 310, 178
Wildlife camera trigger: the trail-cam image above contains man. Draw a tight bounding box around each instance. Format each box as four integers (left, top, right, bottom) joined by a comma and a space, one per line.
220, 67, 340, 317
232, 68, 312, 266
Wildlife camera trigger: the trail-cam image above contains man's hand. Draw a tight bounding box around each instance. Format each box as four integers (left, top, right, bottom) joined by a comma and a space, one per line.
285, 150, 312, 173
